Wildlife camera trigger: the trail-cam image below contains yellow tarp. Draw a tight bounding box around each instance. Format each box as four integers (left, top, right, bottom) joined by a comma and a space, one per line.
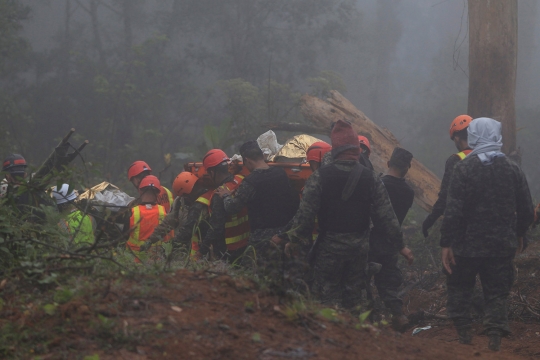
77, 181, 120, 201
271, 134, 322, 162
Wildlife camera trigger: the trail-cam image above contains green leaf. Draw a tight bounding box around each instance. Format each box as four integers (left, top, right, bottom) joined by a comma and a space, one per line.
251, 332, 261, 342
358, 310, 371, 324
318, 308, 339, 322
83, 355, 100, 360
53, 288, 73, 304
43, 303, 57, 316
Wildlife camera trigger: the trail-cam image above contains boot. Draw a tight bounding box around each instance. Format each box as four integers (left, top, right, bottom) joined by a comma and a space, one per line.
391, 314, 409, 333
488, 331, 501, 351
457, 326, 472, 345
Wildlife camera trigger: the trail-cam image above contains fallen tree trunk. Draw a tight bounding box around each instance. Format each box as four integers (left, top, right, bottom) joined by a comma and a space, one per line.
299, 91, 441, 212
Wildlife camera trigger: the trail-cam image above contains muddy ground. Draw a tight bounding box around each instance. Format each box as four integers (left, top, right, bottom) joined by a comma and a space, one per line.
1, 241, 540, 359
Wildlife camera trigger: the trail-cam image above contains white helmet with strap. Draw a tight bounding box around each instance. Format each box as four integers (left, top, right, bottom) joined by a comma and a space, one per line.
52, 184, 77, 205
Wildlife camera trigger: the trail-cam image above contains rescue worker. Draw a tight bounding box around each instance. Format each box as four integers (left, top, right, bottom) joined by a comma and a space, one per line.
321, 133, 373, 170
215, 141, 299, 280
141, 171, 209, 260
127, 161, 174, 212
358, 135, 374, 170
125, 175, 172, 263
422, 115, 473, 237
368, 147, 415, 331
306, 141, 332, 171
273, 120, 403, 309
52, 184, 96, 244
1, 154, 53, 222
440, 117, 534, 351
197, 149, 249, 261
146, 150, 249, 261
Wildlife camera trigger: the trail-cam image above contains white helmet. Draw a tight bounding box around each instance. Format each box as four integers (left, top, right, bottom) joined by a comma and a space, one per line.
52, 184, 77, 205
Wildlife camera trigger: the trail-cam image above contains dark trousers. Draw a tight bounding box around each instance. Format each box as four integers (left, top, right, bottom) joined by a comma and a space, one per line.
446, 255, 514, 335
312, 240, 368, 309
369, 252, 403, 315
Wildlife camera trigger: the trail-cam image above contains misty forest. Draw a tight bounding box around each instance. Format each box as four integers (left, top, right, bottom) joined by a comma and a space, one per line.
0, 0, 540, 358
1, 0, 537, 195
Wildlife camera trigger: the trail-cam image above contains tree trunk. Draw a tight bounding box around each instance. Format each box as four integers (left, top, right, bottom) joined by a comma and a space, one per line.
516, 0, 537, 109
300, 91, 441, 212
89, 0, 105, 67
467, 0, 518, 155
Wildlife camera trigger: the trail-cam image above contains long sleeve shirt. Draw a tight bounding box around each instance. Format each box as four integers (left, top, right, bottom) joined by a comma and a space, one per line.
440, 155, 534, 257
429, 154, 461, 221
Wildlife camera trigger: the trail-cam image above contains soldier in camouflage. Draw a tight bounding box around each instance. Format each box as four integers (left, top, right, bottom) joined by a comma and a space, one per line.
274, 120, 403, 309
440, 117, 534, 351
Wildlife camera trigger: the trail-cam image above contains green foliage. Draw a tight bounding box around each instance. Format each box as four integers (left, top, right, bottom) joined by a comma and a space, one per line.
53, 288, 74, 304
307, 70, 347, 98
317, 308, 340, 322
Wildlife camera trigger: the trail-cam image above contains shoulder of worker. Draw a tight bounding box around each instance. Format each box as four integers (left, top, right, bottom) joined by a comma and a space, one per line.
445, 152, 462, 168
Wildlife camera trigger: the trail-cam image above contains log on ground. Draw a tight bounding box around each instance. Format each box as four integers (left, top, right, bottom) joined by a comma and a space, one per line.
300, 90, 441, 212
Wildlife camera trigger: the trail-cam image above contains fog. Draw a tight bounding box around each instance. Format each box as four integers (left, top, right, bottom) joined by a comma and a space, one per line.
1, 0, 539, 199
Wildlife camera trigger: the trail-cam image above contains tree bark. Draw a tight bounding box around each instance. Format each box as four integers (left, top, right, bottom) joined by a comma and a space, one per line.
468, 0, 518, 155
300, 91, 441, 212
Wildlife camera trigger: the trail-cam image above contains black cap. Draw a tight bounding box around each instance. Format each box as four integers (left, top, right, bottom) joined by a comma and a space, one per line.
389, 147, 413, 169
2, 154, 27, 174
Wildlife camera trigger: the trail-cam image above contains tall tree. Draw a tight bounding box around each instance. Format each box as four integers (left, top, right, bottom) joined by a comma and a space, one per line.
467, 0, 518, 155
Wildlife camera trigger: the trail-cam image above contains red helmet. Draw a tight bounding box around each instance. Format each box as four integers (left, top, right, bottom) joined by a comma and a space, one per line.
138, 175, 161, 191
2, 154, 27, 174
173, 172, 199, 196
128, 161, 152, 180
358, 136, 371, 154
202, 149, 229, 170
306, 142, 332, 163
449, 115, 473, 139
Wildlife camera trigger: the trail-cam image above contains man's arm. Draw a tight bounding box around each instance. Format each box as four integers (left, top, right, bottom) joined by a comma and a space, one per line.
221, 180, 255, 215
370, 174, 404, 253
515, 167, 535, 238
285, 171, 322, 246
200, 194, 227, 256
172, 202, 207, 249
439, 162, 468, 249
423, 155, 460, 235
147, 197, 183, 245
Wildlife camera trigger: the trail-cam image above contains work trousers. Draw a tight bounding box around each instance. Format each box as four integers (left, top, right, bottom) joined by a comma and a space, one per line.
446, 255, 514, 335
312, 236, 369, 309
369, 251, 403, 315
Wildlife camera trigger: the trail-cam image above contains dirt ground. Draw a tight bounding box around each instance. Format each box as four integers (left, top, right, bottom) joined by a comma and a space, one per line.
2, 241, 540, 359
1, 262, 539, 360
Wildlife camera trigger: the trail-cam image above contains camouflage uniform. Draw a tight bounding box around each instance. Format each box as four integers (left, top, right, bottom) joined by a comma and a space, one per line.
147, 197, 188, 246
286, 161, 403, 308
441, 155, 534, 335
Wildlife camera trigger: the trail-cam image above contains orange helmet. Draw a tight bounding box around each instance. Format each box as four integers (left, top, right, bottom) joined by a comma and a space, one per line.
128, 161, 152, 180
139, 175, 161, 191
306, 142, 332, 163
358, 136, 371, 154
202, 149, 229, 170
449, 115, 473, 139
173, 172, 199, 196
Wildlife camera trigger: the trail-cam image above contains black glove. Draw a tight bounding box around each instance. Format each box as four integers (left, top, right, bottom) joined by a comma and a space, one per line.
139, 241, 153, 252
422, 214, 438, 238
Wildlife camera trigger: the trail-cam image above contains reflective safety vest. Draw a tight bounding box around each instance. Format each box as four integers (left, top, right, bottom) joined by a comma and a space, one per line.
62, 210, 95, 244
157, 186, 175, 213
456, 149, 472, 160
127, 204, 173, 252
194, 175, 250, 257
